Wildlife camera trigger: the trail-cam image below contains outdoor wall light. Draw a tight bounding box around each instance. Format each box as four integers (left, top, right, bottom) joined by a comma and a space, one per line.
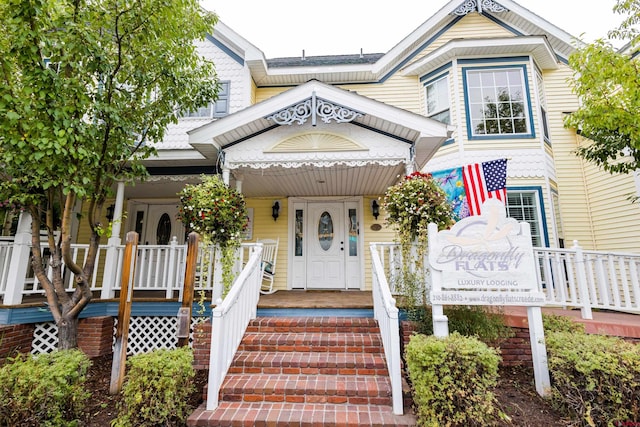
106, 204, 115, 222
371, 199, 380, 220
272, 201, 280, 222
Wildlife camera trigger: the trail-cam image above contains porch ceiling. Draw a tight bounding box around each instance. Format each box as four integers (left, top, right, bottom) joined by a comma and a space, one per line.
232, 162, 405, 198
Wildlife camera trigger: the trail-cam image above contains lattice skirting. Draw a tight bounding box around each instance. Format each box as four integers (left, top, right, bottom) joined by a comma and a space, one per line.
31, 316, 207, 355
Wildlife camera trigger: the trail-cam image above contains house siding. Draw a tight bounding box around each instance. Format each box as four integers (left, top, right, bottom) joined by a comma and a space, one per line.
542, 66, 597, 249
415, 13, 514, 61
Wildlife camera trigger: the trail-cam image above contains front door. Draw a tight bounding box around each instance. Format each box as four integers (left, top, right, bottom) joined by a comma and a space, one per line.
290, 199, 362, 290
307, 203, 345, 289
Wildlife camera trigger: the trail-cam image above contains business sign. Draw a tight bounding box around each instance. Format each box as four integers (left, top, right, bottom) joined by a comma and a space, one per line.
429, 199, 545, 306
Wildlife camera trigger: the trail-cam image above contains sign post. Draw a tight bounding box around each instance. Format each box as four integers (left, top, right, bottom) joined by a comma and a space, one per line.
428, 199, 550, 396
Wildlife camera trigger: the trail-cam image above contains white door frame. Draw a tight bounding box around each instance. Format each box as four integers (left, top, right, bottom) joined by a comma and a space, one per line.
287, 196, 364, 290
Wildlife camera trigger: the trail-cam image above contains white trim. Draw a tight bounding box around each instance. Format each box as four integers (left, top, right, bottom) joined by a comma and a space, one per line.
402, 36, 558, 78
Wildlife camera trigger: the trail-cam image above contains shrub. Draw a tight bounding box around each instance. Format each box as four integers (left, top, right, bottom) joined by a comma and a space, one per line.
546, 330, 640, 426
407, 305, 514, 343
543, 314, 585, 334
0, 349, 90, 426
405, 332, 504, 426
113, 347, 196, 427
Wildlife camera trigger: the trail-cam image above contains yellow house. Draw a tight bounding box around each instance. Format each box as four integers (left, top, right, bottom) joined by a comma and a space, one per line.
9, 0, 640, 295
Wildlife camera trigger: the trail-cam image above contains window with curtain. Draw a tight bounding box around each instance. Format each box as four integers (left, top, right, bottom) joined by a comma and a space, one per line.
425, 75, 450, 124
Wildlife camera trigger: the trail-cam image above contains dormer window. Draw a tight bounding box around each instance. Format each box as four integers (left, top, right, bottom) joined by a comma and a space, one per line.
425, 75, 450, 124
182, 81, 230, 118
463, 65, 534, 139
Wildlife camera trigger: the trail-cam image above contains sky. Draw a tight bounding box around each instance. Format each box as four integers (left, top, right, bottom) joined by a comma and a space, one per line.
199, 0, 624, 58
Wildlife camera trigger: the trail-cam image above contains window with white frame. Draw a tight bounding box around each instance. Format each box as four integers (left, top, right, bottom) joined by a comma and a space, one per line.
506, 190, 545, 247
464, 66, 533, 137
182, 81, 230, 118
425, 75, 450, 124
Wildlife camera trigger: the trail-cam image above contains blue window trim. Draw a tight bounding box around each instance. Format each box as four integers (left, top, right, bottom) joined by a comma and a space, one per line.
507, 186, 550, 247
462, 63, 536, 140
420, 62, 452, 84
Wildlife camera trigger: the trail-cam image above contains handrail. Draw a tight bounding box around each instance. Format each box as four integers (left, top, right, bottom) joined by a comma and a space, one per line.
369, 243, 404, 415
206, 243, 263, 410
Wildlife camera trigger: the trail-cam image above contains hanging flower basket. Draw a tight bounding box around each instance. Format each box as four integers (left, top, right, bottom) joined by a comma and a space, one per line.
383, 171, 454, 249
177, 175, 247, 249
383, 171, 455, 306
177, 175, 248, 298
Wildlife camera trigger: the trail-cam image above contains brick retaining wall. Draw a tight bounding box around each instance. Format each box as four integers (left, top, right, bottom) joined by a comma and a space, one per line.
0, 323, 35, 364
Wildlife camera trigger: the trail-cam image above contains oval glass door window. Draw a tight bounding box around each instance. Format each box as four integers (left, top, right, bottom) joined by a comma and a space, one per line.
156, 213, 172, 245
318, 211, 333, 251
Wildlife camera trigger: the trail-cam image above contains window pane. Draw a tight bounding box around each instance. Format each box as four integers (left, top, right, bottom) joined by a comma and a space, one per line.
295, 210, 303, 256
318, 211, 333, 251
348, 209, 357, 256
466, 67, 530, 136
506, 191, 543, 247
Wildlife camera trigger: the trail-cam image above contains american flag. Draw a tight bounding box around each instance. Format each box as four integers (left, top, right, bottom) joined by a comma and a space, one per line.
462, 158, 508, 216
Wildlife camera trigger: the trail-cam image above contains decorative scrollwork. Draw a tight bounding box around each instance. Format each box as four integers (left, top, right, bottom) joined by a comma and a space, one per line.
265, 96, 363, 125
480, 0, 508, 13
452, 0, 477, 16
316, 99, 363, 124
451, 0, 508, 16
265, 99, 312, 125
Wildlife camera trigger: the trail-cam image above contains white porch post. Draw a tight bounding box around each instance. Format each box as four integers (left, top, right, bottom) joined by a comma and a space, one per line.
233, 172, 243, 193
405, 161, 414, 176
3, 212, 33, 305
101, 181, 125, 299
222, 168, 230, 186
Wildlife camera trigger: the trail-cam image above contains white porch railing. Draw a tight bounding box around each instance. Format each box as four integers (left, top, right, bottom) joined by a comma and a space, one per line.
372, 241, 640, 318
0, 235, 256, 305
369, 243, 404, 415
206, 243, 263, 410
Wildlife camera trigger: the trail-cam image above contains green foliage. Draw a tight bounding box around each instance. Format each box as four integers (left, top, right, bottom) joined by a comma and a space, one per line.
542, 314, 586, 334
113, 347, 196, 427
177, 175, 248, 249
546, 330, 640, 426
0, 0, 219, 347
407, 305, 514, 343
405, 332, 503, 426
178, 175, 248, 295
565, 0, 640, 175
0, 350, 91, 426
383, 171, 454, 251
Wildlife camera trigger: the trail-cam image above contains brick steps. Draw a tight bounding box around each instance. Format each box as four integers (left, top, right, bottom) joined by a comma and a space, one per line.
187, 317, 415, 427
221, 374, 392, 405
238, 332, 383, 353
229, 351, 388, 375
188, 402, 417, 427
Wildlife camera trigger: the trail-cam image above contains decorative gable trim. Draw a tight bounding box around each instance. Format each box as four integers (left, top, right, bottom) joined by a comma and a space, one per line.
452, 0, 509, 16
265, 93, 364, 126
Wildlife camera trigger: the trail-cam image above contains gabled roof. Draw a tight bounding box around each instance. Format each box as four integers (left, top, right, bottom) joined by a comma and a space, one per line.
188, 79, 453, 170
222, 0, 580, 87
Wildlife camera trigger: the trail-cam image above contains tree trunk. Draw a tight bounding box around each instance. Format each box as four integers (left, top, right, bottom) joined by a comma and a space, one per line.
57, 313, 79, 350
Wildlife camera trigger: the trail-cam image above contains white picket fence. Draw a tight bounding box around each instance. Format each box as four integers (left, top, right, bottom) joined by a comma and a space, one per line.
371, 241, 640, 318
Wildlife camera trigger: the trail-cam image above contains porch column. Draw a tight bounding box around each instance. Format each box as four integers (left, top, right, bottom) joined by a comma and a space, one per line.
3, 212, 33, 305
233, 172, 243, 193
222, 168, 230, 186
101, 181, 125, 299
405, 162, 414, 176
